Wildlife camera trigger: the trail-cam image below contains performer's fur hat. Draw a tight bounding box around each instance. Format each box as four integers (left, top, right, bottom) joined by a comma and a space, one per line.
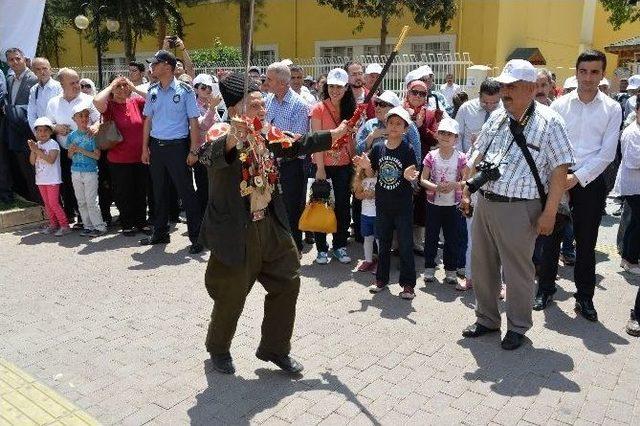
219, 72, 261, 108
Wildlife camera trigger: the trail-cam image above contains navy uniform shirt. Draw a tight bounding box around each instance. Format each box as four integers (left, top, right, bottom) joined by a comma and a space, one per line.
143, 78, 200, 140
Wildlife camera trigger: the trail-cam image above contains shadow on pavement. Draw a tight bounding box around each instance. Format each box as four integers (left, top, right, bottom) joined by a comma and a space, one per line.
187, 365, 381, 425
458, 337, 581, 396
129, 245, 207, 270
349, 291, 417, 324
542, 305, 629, 355
418, 280, 476, 308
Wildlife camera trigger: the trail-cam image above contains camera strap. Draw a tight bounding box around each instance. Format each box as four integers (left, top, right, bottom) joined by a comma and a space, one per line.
509, 102, 547, 208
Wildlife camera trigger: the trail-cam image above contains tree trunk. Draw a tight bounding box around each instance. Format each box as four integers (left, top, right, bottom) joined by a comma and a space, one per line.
379, 12, 389, 56
157, 17, 167, 50
239, 0, 253, 63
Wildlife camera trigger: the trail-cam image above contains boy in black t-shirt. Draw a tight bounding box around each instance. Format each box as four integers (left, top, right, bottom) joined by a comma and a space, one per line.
355, 107, 420, 299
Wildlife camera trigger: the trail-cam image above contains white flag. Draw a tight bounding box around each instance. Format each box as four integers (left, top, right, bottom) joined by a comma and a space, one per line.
0, 0, 46, 60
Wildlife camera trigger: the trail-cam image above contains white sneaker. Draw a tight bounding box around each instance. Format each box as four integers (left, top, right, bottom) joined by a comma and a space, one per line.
315, 252, 330, 265
40, 226, 58, 235
333, 248, 351, 264
622, 261, 640, 275
444, 270, 458, 285
423, 268, 435, 282
54, 226, 71, 237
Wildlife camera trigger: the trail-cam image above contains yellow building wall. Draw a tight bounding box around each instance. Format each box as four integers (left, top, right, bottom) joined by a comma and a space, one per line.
53, 0, 640, 84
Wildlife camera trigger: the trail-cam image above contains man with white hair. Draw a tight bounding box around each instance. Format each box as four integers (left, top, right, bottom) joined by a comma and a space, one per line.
460, 59, 574, 350
265, 61, 310, 252
46, 67, 100, 225
27, 57, 62, 130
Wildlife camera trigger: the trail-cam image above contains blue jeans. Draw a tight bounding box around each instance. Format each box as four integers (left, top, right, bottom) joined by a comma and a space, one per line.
376, 206, 416, 287
424, 203, 460, 271
561, 222, 575, 258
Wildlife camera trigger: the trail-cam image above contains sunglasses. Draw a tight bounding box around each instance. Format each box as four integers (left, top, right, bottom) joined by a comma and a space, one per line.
81, 84, 92, 89
374, 100, 392, 108
410, 89, 428, 98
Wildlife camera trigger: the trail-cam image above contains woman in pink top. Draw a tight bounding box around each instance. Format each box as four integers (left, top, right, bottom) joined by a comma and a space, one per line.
310, 68, 357, 265
94, 75, 150, 236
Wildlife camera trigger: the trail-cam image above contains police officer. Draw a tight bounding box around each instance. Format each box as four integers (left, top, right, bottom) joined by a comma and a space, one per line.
141, 50, 203, 254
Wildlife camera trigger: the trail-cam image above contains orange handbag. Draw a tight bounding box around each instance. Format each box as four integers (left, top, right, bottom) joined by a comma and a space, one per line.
298, 201, 337, 234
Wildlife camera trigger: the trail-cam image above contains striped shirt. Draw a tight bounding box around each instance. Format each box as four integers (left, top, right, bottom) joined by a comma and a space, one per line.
265, 88, 310, 135
471, 102, 574, 199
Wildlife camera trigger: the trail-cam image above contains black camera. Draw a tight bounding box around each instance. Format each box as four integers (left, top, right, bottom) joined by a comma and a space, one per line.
466, 160, 501, 193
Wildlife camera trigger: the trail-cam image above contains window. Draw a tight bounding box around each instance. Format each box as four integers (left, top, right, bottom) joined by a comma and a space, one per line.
320, 46, 353, 59
253, 49, 276, 64
411, 41, 452, 56
363, 44, 394, 56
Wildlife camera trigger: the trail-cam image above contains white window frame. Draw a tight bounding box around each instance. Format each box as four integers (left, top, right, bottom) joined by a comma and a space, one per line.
314, 34, 456, 58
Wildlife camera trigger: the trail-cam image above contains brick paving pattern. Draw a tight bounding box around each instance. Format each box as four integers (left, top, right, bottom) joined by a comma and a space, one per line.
1, 202, 639, 425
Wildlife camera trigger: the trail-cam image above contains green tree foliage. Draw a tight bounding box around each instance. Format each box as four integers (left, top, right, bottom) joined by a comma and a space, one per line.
599, 0, 640, 29
189, 38, 243, 65
317, 0, 457, 55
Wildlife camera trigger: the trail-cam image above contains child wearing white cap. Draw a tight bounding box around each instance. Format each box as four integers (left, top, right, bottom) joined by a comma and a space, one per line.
354, 106, 420, 299
419, 117, 467, 287
28, 117, 70, 236
67, 103, 106, 237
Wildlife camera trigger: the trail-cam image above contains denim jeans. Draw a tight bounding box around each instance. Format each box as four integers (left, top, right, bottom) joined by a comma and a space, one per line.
376, 206, 416, 287
315, 165, 352, 252
424, 203, 460, 271
561, 222, 576, 258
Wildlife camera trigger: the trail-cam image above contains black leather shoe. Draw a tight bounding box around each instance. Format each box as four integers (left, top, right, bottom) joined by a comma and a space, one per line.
533, 293, 553, 311
256, 352, 304, 374
462, 323, 500, 338
188, 243, 203, 254
501, 330, 525, 350
211, 353, 235, 374
575, 298, 598, 322
139, 234, 170, 246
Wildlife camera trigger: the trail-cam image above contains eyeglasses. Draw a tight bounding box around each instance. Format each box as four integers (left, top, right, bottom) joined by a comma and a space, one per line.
81, 84, 92, 89
409, 89, 428, 98
374, 100, 392, 108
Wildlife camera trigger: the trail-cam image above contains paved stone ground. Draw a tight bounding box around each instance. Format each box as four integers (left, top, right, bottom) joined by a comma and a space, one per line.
1, 199, 639, 425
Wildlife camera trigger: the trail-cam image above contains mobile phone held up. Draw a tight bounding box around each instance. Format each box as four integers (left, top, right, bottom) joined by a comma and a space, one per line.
167, 35, 177, 48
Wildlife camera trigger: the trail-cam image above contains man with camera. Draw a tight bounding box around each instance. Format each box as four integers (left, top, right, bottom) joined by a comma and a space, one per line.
460, 59, 574, 350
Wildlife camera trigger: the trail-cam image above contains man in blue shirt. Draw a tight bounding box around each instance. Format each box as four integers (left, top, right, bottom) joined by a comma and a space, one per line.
265, 62, 310, 252
141, 50, 203, 254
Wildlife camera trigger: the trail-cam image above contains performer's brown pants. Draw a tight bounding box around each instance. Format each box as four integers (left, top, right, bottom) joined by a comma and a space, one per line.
204, 212, 300, 357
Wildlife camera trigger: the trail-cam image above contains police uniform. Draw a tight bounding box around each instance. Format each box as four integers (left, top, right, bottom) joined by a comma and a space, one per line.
143, 77, 202, 244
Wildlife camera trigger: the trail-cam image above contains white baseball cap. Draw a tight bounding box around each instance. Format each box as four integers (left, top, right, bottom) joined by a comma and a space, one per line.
365, 63, 383, 75
563, 76, 578, 90
494, 59, 537, 84
404, 65, 434, 86
599, 78, 610, 87
72, 101, 92, 115
376, 90, 401, 107
326, 68, 348, 86
33, 116, 55, 131
386, 106, 412, 127
437, 117, 459, 135
193, 73, 215, 88
627, 74, 640, 90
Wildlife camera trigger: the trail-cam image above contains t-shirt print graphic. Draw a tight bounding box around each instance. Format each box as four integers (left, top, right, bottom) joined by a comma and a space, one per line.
378, 155, 403, 190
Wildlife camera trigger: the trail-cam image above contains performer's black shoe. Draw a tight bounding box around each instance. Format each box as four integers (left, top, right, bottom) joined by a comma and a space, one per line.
575, 299, 598, 322
462, 322, 500, 338
188, 243, 203, 254
533, 292, 553, 311
501, 330, 525, 350
256, 352, 304, 374
139, 234, 170, 246
210, 353, 235, 374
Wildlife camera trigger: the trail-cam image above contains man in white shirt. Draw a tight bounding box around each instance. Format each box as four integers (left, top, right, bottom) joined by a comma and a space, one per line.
455, 79, 501, 153
440, 73, 461, 106
27, 58, 62, 130
289, 65, 316, 105
550, 50, 622, 322
46, 68, 100, 224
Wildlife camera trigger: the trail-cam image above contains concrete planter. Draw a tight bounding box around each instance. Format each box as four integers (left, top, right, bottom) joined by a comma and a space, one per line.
0, 200, 47, 233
